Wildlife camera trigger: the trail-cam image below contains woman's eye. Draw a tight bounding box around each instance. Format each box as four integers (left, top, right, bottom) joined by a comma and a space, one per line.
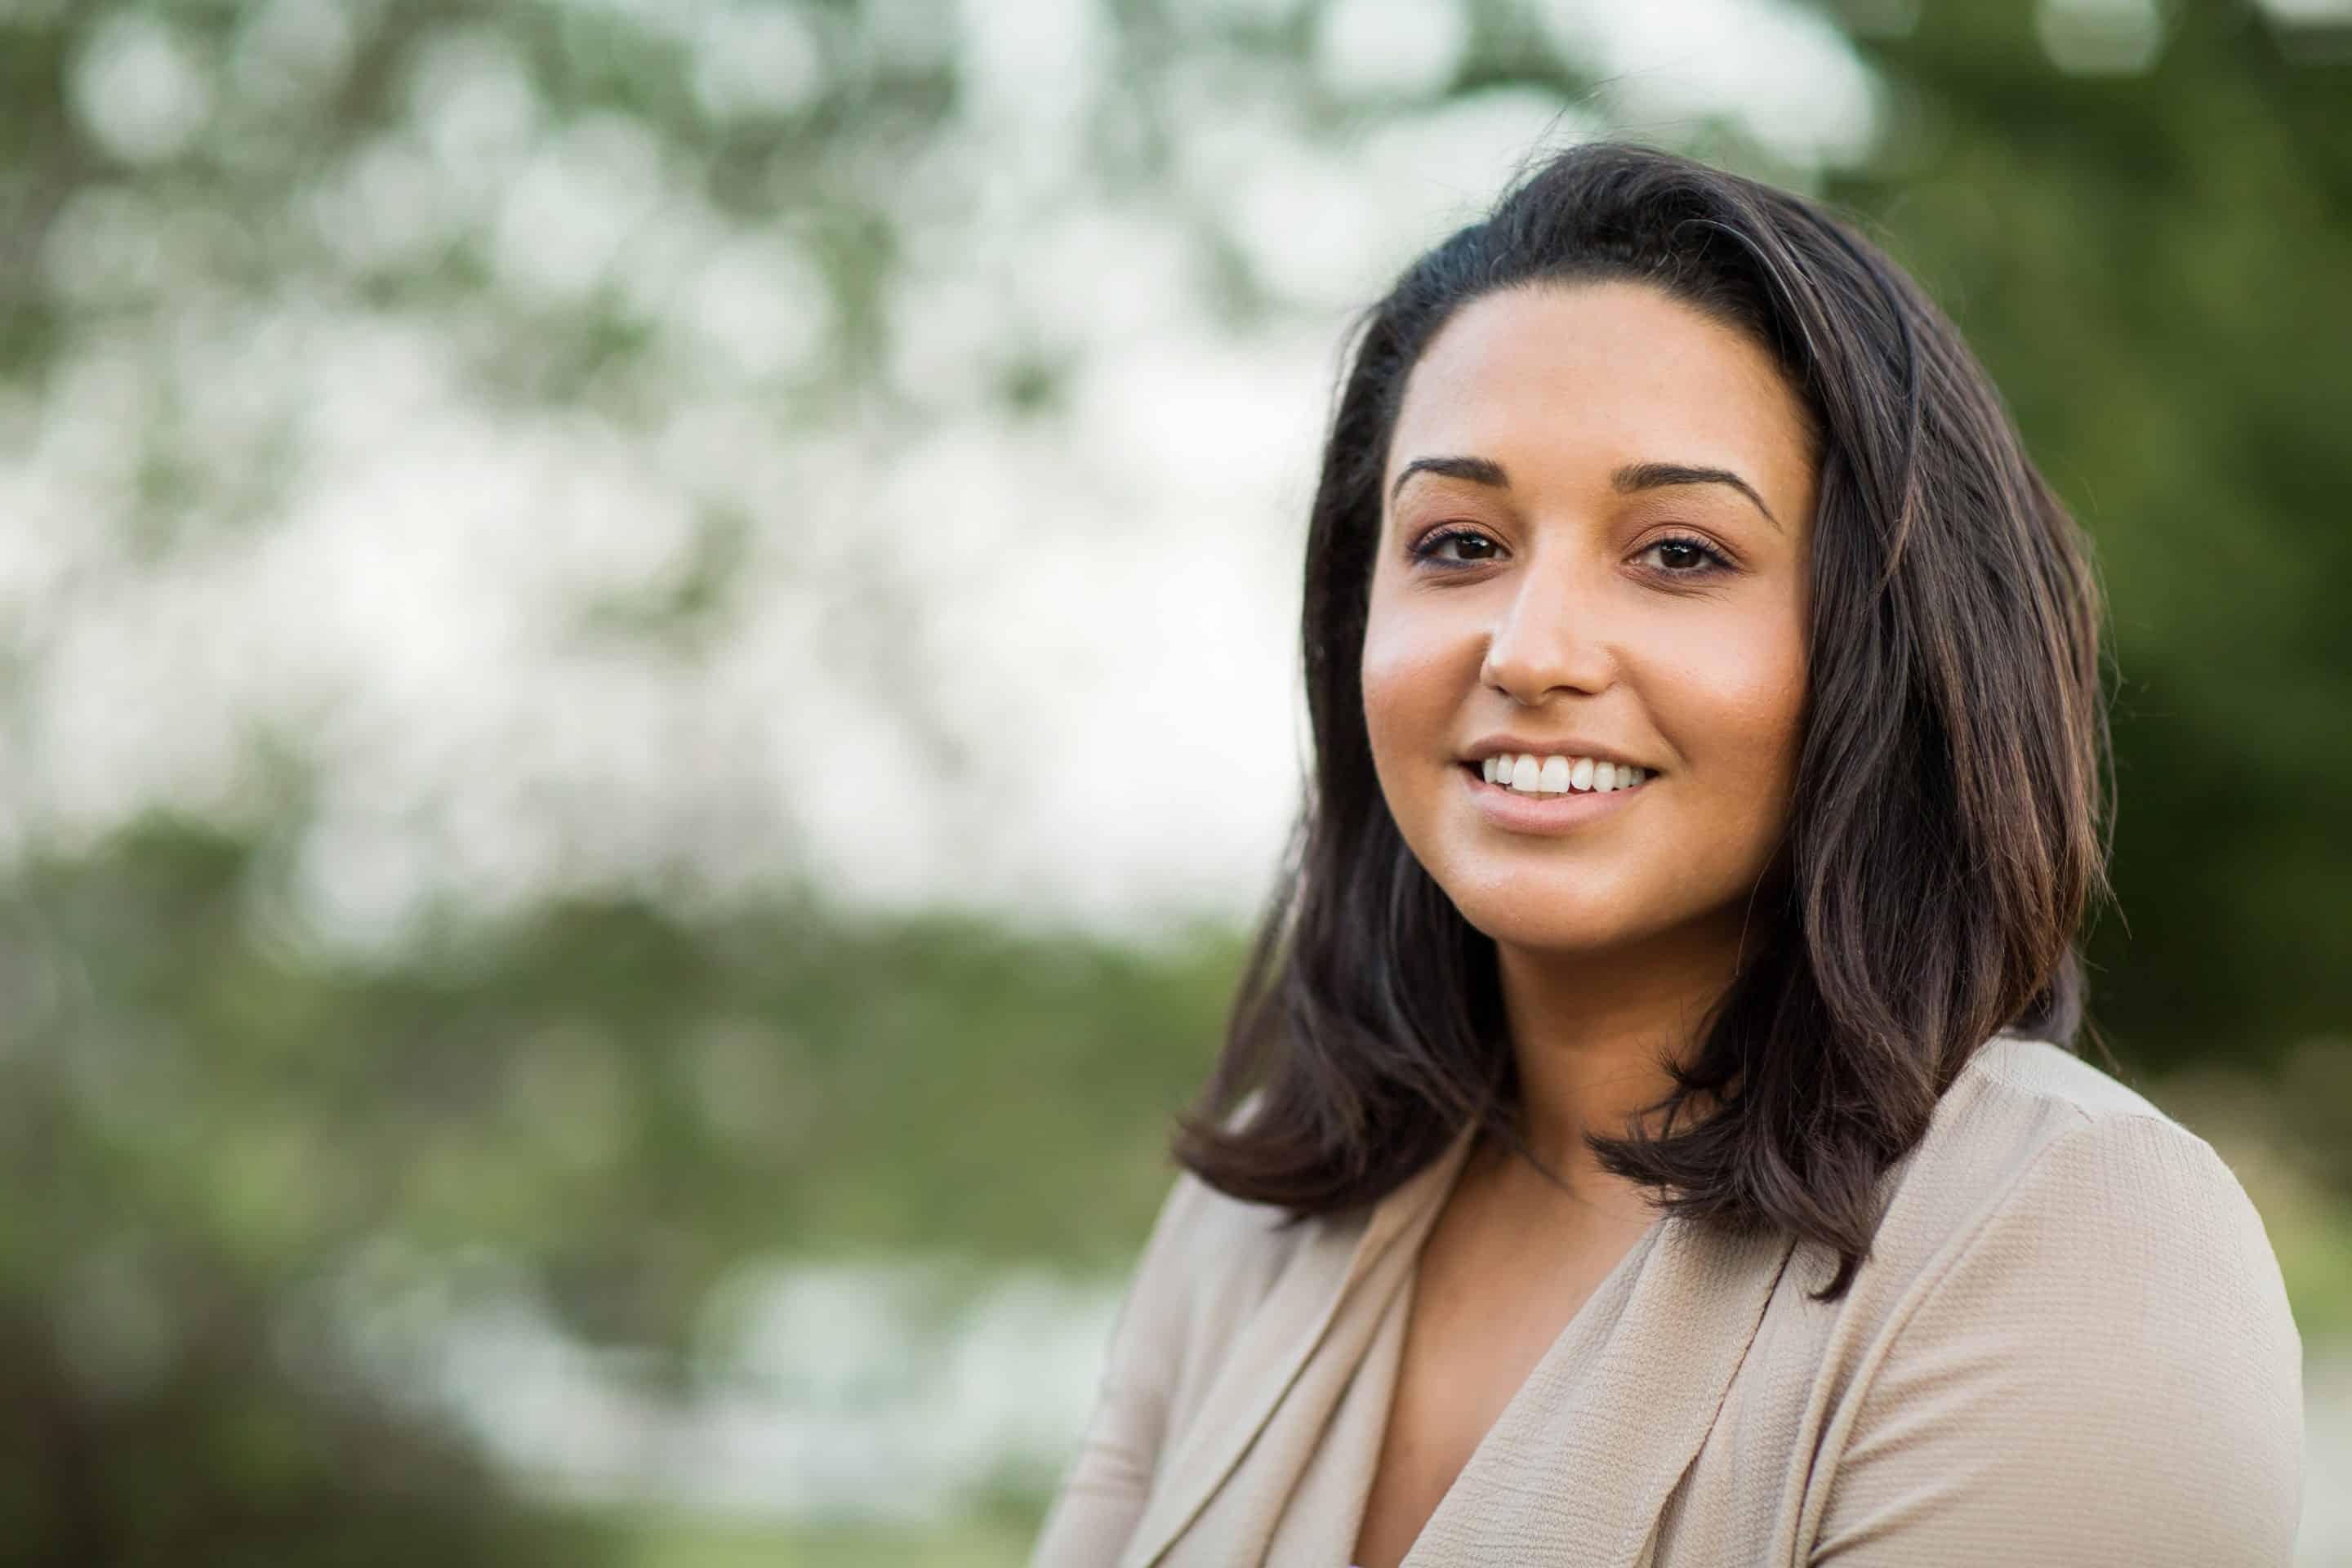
1639, 535, 1729, 574
1410, 527, 1502, 566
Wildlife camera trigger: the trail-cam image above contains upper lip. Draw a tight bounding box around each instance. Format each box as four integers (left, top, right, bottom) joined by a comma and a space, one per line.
1461, 733, 1659, 772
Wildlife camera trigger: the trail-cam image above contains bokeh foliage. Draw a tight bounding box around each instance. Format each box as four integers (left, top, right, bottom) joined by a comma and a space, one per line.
2, 0, 2346, 1561
1825, 0, 2352, 1082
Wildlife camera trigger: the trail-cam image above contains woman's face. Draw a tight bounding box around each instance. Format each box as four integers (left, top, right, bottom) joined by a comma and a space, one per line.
1362, 280, 1818, 959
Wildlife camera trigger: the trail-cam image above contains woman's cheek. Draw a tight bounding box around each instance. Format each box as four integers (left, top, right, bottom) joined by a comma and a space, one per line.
1361, 611, 1444, 740
1360, 620, 1462, 838
1670, 641, 1806, 872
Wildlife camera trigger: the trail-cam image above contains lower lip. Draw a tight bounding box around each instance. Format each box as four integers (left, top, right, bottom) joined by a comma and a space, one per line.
1459, 764, 1651, 835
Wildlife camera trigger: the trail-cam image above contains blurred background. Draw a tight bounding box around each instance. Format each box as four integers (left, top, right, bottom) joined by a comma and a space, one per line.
2, 0, 2348, 1561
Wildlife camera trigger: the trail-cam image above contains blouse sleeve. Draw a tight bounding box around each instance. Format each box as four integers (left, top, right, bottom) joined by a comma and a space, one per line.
1807, 1111, 2305, 1566
1027, 1168, 1209, 1568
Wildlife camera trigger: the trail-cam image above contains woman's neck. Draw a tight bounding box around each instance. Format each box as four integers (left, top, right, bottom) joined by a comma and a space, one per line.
1493, 908, 1748, 1183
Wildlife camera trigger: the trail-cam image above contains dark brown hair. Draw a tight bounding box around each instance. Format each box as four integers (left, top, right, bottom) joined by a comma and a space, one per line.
1173, 140, 2112, 1303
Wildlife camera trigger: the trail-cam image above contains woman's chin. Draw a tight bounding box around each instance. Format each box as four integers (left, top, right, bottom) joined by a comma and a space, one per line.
1450, 898, 1655, 956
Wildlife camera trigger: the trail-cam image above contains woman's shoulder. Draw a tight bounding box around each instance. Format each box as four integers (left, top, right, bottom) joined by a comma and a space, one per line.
1794, 1034, 2305, 1560
1116, 1096, 1364, 1344
1133, 1162, 1323, 1304
1842, 1031, 2296, 1316
1087, 1133, 1377, 1474
1887, 1031, 2277, 1247
1953, 1027, 2183, 1125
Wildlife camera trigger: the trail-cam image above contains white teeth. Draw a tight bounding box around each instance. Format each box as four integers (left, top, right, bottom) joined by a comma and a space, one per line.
1479, 752, 1652, 795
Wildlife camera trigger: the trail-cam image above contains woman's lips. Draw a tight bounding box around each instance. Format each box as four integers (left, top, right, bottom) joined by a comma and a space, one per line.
1458, 761, 1650, 836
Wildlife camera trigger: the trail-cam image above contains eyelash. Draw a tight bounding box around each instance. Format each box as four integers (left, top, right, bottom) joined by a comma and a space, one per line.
1405, 526, 1734, 577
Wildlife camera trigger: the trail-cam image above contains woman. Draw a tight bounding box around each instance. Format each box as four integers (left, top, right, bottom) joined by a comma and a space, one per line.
1030, 143, 2302, 1567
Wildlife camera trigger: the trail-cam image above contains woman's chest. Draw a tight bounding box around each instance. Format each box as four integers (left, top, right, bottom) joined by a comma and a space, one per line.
1350, 1196, 1663, 1567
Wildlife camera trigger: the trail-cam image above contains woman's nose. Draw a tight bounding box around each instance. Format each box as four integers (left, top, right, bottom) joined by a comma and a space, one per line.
1478, 559, 1617, 705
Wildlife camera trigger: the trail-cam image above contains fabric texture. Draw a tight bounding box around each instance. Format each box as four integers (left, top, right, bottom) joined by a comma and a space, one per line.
1027, 1033, 2305, 1567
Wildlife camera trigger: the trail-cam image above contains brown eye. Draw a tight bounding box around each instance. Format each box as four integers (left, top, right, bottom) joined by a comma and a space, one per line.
1639, 535, 1730, 574
1410, 527, 1503, 566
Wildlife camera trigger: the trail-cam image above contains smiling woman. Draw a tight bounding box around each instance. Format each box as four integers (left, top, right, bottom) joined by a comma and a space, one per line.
1366, 283, 1814, 977
1030, 143, 2302, 1568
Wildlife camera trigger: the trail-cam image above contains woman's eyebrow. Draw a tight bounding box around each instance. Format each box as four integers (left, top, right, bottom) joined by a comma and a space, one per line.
1614, 461, 1780, 530
1388, 454, 1779, 532
1389, 454, 1508, 502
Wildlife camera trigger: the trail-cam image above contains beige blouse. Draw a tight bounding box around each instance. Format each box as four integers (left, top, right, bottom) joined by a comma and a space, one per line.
1030, 1033, 2305, 1566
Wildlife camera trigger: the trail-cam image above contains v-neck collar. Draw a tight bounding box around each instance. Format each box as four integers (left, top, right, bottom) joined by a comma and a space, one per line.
1124, 1122, 1798, 1567
1397, 1209, 1788, 1565
1331, 1188, 1676, 1567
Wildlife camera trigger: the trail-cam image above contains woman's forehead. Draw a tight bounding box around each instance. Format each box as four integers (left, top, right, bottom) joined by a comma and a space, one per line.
1386, 282, 1817, 518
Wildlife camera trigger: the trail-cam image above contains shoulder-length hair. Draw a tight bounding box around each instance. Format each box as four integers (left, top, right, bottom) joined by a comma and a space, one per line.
1174, 140, 2111, 1303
